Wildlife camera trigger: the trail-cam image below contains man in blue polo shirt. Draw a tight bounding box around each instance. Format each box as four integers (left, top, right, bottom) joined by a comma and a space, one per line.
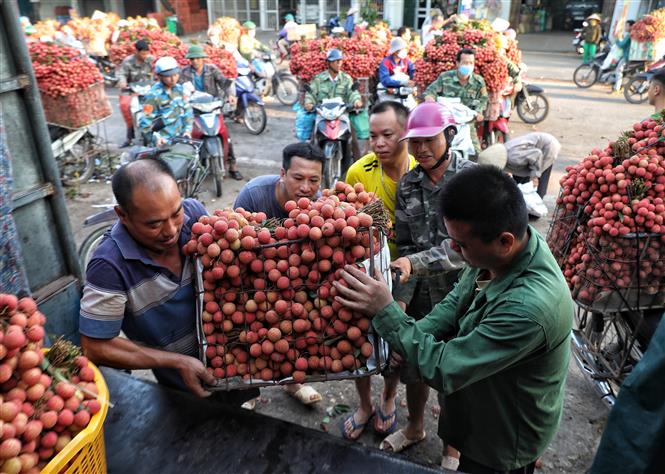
79, 159, 256, 403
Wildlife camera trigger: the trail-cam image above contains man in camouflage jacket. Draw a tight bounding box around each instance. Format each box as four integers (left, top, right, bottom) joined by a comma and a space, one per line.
304, 49, 362, 111
139, 58, 193, 147
424, 48, 488, 155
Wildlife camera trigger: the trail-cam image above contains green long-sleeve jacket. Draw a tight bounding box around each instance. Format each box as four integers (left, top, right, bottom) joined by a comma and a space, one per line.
238, 35, 270, 61
373, 227, 573, 470
304, 70, 361, 108
423, 69, 489, 115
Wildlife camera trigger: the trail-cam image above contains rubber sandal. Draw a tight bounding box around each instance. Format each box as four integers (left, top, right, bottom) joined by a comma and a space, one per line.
287, 385, 322, 405
341, 409, 375, 441
379, 429, 426, 453
228, 170, 244, 180
441, 455, 459, 470
241, 398, 257, 411
373, 403, 397, 435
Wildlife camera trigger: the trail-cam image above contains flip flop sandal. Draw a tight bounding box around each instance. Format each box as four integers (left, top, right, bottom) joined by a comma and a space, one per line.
288, 385, 322, 405
228, 170, 244, 180
379, 429, 426, 453
341, 409, 375, 441
373, 403, 397, 435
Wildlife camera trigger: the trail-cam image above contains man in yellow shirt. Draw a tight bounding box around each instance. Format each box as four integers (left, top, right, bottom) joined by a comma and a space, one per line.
345, 101, 417, 259
342, 101, 416, 442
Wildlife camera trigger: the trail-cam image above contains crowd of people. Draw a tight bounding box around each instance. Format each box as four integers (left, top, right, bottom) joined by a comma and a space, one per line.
75, 10, 665, 474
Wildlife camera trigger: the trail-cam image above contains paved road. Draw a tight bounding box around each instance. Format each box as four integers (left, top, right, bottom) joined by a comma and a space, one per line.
64, 41, 654, 473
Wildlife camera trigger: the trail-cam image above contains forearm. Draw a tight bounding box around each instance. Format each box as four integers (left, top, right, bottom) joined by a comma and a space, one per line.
81, 335, 187, 372
408, 241, 465, 277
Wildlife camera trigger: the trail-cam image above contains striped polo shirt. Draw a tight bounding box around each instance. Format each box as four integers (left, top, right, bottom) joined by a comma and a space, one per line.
79, 198, 207, 390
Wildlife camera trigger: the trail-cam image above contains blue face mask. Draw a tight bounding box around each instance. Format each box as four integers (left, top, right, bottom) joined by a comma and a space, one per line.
458, 64, 473, 77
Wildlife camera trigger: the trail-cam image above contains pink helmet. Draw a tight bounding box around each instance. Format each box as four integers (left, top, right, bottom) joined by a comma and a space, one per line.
401, 102, 457, 141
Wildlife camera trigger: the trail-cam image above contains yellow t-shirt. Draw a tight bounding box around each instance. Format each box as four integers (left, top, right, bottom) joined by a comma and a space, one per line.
345, 152, 417, 258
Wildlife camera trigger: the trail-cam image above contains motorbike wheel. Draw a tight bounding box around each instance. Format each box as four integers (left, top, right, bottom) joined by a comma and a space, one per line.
243, 103, 267, 135
209, 154, 223, 197
623, 76, 650, 104
78, 224, 112, 279
572, 306, 649, 406
573, 64, 599, 88
58, 133, 100, 186
323, 147, 344, 189
274, 76, 299, 106
516, 92, 549, 124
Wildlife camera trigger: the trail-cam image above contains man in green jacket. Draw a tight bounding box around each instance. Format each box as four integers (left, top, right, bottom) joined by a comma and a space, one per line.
423, 48, 488, 155
333, 165, 573, 473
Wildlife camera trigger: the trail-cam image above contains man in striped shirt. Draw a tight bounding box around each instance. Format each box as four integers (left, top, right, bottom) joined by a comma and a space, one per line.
79, 159, 256, 404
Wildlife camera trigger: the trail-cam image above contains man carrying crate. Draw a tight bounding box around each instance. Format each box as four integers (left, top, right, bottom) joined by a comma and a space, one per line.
79, 159, 258, 405
233, 142, 325, 406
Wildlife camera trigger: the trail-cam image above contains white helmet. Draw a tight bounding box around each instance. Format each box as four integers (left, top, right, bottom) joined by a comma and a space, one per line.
155, 56, 180, 76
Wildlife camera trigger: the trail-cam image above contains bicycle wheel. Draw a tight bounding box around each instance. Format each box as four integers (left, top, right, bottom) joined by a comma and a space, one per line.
275, 76, 299, 106
243, 102, 267, 135
516, 92, 549, 124
623, 76, 649, 104
78, 224, 112, 278
59, 133, 100, 186
573, 64, 598, 88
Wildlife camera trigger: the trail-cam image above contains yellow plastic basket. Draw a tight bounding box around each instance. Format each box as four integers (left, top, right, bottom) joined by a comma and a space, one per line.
40, 362, 109, 474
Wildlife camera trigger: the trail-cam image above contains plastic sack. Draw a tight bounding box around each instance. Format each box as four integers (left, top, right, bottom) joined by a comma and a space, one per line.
350, 109, 370, 140
293, 102, 315, 141
517, 181, 548, 218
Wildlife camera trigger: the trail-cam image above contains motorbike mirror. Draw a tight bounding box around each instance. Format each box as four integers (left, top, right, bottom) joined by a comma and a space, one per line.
151, 117, 166, 132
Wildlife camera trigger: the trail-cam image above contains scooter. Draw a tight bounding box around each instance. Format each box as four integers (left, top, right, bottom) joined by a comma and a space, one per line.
573, 46, 646, 89
312, 96, 355, 188
436, 97, 477, 160
190, 91, 234, 197
514, 65, 549, 124
235, 60, 267, 135
126, 81, 152, 146
251, 53, 299, 106
376, 72, 418, 110
624, 59, 665, 104
79, 132, 203, 274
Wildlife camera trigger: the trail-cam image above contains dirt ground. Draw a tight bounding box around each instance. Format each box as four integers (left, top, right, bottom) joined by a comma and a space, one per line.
63, 37, 654, 473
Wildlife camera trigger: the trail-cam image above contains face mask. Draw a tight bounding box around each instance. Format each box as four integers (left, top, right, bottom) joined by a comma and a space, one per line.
458, 64, 473, 77
248, 30, 256, 38
397, 50, 408, 59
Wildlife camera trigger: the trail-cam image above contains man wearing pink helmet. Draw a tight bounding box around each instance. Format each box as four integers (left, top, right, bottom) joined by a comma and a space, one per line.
373, 102, 471, 462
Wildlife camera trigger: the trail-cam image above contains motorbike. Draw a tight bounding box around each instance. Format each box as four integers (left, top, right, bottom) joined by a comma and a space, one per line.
572, 302, 663, 408
126, 81, 152, 146
514, 65, 549, 124
623, 58, 665, 104
189, 91, 234, 197
573, 46, 646, 89
376, 72, 418, 110
311, 96, 356, 188
50, 124, 105, 186
78, 133, 204, 274
436, 97, 477, 160
251, 53, 300, 106
573, 23, 609, 55
235, 59, 267, 135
